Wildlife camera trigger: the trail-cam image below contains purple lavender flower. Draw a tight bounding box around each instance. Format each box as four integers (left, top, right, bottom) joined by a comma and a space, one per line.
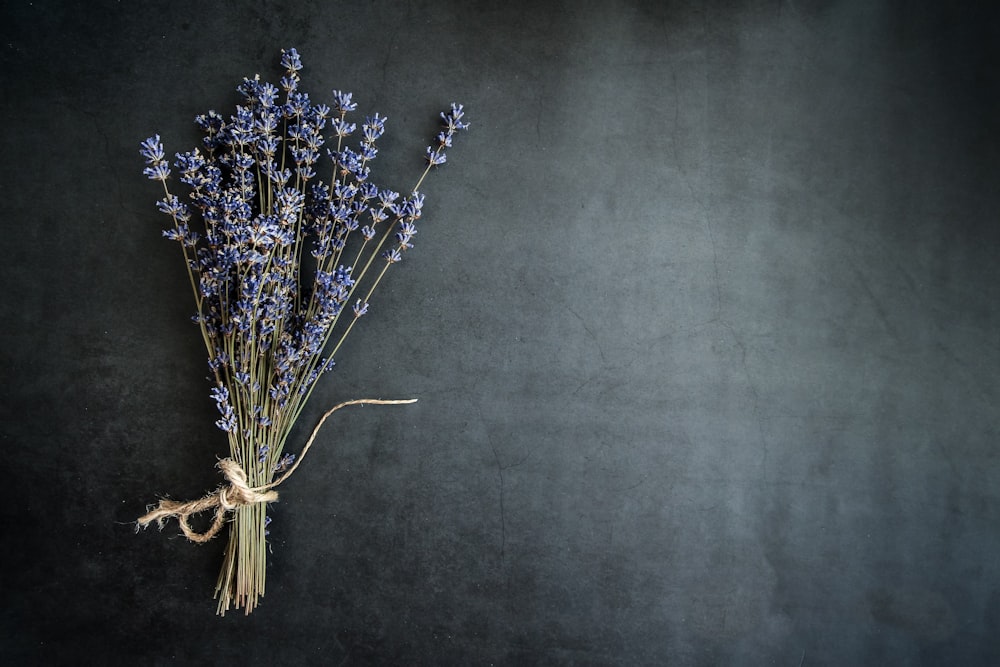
142, 160, 170, 182
273, 453, 296, 474
393, 192, 425, 221
238, 75, 279, 110
174, 149, 206, 178
334, 265, 355, 287
140, 135, 166, 164
279, 75, 298, 94
210, 384, 238, 433
425, 147, 447, 166
396, 221, 417, 246
157, 195, 190, 219
379, 189, 399, 207
162, 224, 199, 248
330, 118, 356, 138
422, 103, 469, 173
194, 110, 225, 134
362, 113, 387, 142
331, 90, 357, 113
312, 103, 330, 120
280, 47, 302, 72
441, 103, 469, 131
286, 91, 311, 117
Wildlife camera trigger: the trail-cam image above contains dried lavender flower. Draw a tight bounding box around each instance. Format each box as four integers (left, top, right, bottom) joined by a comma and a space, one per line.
136, 47, 468, 616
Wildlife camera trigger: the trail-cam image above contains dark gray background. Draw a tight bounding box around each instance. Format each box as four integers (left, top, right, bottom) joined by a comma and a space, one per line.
2, 0, 998, 664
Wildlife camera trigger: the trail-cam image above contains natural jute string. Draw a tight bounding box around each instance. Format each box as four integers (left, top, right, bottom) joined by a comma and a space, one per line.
136, 398, 417, 542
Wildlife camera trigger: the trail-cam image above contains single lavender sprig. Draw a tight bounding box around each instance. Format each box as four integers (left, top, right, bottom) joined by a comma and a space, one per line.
415, 103, 469, 192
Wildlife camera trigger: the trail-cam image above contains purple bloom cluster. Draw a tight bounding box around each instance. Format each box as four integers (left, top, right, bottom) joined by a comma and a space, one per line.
140, 48, 468, 482
425, 104, 469, 167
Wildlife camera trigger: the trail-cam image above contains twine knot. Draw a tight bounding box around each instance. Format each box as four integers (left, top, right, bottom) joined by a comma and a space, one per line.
137, 458, 278, 543
136, 397, 417, 544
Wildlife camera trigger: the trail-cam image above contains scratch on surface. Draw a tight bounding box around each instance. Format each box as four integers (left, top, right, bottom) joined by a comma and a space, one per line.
565, 303, 607, 363
670, 70, 722, 321
668, 68, 771, 479
721, 320, 770, 478
56, 99, 129, 215
704, 207, 723, 320
873, 237, 922, 297
668, 72, 770, 474
849, 260, 901, 345
378, 1, 409, 93
491, 445, 506, 564
535, 89, 543, 144
612, 474, 649, 493
478, 407, 530, 566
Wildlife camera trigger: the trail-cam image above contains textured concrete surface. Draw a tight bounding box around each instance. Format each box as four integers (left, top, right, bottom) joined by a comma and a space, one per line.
2, 1, 998, 664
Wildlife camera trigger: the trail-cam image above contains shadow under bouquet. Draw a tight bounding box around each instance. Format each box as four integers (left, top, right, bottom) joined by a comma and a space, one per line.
135, 48, 468, 615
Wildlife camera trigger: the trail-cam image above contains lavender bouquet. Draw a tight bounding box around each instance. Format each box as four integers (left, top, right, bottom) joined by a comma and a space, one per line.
136, 48, 467, 615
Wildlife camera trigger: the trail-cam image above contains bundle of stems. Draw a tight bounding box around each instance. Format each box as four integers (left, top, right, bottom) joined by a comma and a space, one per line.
137, 48, 468, 615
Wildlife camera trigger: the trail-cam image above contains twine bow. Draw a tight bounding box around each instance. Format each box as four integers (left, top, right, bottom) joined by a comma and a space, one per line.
136, 398, 416, 542
137, 458, 277, 543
